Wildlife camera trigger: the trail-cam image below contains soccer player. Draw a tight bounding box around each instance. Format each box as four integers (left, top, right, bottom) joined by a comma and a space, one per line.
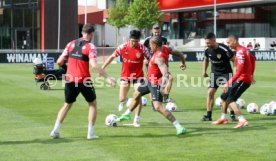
101, 30, 150, 127
212, 34, 255, 128
115, 36, 186, 135
50, 24, 116, 139
202, 32, 236, 121
144, 24, 168, 49
144, 25, 176, 105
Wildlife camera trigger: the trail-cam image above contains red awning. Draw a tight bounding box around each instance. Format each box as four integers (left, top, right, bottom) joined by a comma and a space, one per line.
157, 0, 250, 11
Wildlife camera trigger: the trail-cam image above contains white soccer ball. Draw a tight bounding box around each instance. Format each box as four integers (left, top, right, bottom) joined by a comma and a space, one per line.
126, 98, 133, 108
105, 114, 118, 127
246, 103, 259, 113
236, 98, 246, 109
260, 104, 271, 115
33, 57, 42, 65
215, 97, 222, 107
142, 96, 147, 106
269, 102, 276, 115
165, 102, 177, 112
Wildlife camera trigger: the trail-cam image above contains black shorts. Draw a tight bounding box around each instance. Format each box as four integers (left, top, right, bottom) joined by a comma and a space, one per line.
209, 73, 232, 89
65, 82, 96, 104
220, 81, 250, 103
137, 80, 163, 102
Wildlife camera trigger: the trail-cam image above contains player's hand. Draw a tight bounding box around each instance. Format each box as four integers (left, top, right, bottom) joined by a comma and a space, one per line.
160, 87, 169, 97
252, 77, 256, 84
202, 72, 208, 77
223, 86, 229, 93
143, 59, 149, 65
107, 77, 116, 88
180, 64, 186, 70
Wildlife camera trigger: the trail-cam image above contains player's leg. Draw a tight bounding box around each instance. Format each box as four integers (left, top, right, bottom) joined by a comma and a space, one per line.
133, 80, 143, 127
80, 82, 98, 139
226, 82, 250, 128
50, 82, 79, 139
150, 83, 185, 135
116, 80, 150, 123
202, 73, 217, 121
118, 80, 131, 112
222, 73, 237, 121
202, 87, 217, 121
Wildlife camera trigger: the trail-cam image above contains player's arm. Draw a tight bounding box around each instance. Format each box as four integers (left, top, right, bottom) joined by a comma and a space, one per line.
249, 53, 256, 83
226, 52, 244, 87
101, 53, 117, 70
202, 56, 209, 77
168, 47, 186, 70
90, 59, 116, 87
155, 57, 169, 94
57, 43, 70, 66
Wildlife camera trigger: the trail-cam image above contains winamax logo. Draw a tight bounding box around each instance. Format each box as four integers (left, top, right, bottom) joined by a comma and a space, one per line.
254, 51, 276, 61
6, 53, 48, 63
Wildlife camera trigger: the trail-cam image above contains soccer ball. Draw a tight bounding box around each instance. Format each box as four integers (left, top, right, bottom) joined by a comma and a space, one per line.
246, 103, 259, 113
33, 57, 43, 65
105, 114, 118, 127
215, 97, 222, 107
236, 98, 246, 109
260, 104, 271, 115
165, 102, 177, 112
126, 98, 133, 108
142, 96, 147, 106
268, 102, 276, 115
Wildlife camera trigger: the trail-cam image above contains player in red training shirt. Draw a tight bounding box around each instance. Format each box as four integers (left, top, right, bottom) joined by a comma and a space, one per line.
50, 24, 116, 140
115, 36, 186, 135
102, 30, 150, 127
212, 35, 255, 128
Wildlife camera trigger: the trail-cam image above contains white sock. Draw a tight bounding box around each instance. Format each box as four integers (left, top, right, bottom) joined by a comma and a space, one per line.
53, 121, 61, 132
173, 120, 182, 129
238, 115, 246, 122
134, 115, 140, 122
123, 109, 132, 115
220, 113, 227, 119
88, 125, 94, 136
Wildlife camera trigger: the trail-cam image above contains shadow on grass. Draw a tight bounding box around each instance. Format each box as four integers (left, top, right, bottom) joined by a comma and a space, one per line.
0, 138, 73, 145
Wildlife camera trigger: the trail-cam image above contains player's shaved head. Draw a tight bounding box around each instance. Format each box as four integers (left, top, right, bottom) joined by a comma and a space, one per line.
227, 34, 239, 49
150, 36, 163, 47
228, 34, 239, 41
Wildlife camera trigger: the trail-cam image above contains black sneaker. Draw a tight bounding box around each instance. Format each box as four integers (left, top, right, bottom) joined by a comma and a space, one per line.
230, 115, 237, 122
202, 115, 212, 121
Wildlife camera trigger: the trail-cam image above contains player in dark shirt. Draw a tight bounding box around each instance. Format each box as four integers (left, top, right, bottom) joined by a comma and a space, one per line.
202, 32, 236, 121
144, 24, 167, 56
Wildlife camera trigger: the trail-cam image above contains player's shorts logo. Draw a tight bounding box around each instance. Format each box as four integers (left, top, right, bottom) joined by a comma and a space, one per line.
217, 53, 221, 59
136, 53, 141, 58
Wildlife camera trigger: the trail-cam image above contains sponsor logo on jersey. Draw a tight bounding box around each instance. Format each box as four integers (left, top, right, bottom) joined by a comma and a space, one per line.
217, 53, 221, 59
136, 53, 141, 58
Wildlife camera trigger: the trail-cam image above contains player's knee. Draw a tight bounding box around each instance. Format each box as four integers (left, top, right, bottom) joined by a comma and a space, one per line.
169, 74, 173, 82
133, 91, 142, 101
207, 90, 215, 98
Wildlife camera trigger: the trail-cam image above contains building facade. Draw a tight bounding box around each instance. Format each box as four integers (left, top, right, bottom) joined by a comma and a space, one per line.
157, 0, 276, 39
0, 0, 78, 50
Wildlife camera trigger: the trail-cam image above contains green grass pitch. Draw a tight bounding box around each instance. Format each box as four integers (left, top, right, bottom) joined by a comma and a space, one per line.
0, 62, 275, 161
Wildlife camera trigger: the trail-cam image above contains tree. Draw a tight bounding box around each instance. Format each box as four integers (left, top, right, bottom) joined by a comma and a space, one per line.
125, 0, 162, 31
107, 0, 129, 46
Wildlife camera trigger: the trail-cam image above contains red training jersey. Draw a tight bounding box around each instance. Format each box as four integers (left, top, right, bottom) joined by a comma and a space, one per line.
61, 38, 97, 83
113, 41, 150, 80
227, 45, 254, 85
147, 45, 170, 85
